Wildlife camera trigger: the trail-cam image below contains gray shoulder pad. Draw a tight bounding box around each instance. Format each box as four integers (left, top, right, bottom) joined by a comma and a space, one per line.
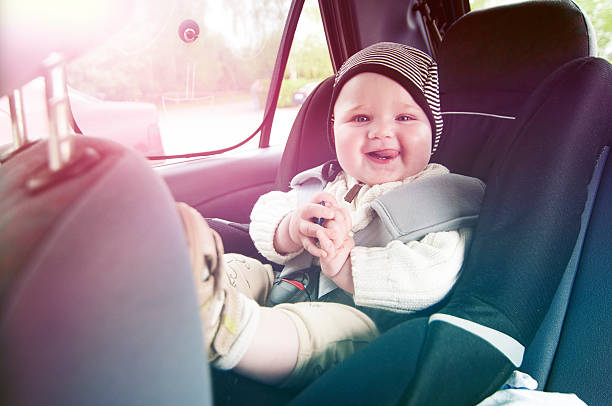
290, 164, 326, 188
290, 164, 328, 206
355, 174, 485, 247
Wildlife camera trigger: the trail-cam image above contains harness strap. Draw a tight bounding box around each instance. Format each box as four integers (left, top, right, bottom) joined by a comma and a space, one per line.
356, 174, 485, 246
280, 166, 486, 299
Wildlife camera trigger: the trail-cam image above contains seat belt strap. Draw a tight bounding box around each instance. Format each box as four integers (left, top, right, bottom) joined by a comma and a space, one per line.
285, 167, 486, 298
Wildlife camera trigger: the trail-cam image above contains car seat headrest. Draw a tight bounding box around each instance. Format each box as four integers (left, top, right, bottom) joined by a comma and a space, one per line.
0, 137, 212, 405
439, 0, 594, 113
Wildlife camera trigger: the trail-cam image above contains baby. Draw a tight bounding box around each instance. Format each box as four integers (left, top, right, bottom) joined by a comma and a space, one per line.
178, 42, 482, 388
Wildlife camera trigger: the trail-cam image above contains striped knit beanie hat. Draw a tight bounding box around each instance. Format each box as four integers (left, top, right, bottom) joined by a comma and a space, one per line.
329, 42, 443, 154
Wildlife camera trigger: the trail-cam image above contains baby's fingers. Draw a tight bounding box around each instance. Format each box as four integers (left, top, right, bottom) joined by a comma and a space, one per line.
302, 236, 328, 258
315, 228, 335, 257
297, 219, 321, 237
311, 191, 338, 207
341, 236, 355, 253
321, 222, 344, 249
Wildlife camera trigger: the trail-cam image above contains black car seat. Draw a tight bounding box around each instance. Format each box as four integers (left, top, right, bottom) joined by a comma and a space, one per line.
270, 1, 611, 405
378, 1, 611, 405
434, 0, 607, 397
0, 137, 213, 405
289, 57, 612, 405
274, 76, 336, 191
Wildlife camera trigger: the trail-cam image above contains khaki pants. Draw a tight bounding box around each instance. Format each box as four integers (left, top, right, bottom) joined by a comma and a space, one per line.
177, 203, 378, 388
224, 253, 380, 388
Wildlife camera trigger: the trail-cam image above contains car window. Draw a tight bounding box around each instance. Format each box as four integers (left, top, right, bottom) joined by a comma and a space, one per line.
58, 0, 331, 160
0, 1, 332, 161
269, 2, 333, 147
469, 0, 612, 63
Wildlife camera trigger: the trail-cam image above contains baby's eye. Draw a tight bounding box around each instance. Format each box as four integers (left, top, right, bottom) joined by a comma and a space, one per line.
396, 114, 415, 121
351, 115, 370, 123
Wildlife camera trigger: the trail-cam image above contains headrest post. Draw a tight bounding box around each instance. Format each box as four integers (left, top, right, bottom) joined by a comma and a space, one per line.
42, 52, 75, 172
8, 89, 28, 148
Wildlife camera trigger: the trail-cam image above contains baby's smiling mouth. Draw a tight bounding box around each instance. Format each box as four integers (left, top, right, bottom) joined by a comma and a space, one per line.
366, 149, 400, 161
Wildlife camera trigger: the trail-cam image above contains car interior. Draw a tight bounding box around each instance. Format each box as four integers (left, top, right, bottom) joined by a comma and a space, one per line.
1, 1, 610, 405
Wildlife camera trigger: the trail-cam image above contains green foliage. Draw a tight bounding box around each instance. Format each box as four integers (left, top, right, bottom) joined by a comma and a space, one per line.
575, 0, 612, 61
277, 1, 332, 107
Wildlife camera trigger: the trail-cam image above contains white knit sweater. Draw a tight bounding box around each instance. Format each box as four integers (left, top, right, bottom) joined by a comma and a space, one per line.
249, 163, 471, 313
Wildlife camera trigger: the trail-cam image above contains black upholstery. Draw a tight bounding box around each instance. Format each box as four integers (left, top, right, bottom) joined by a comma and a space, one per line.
440, 1, 594, 107
434, 0, 594, 180
545, 151, 612, 406
430, 1, 608, 400
274, 77, 336, 191
0, 138, 212, 405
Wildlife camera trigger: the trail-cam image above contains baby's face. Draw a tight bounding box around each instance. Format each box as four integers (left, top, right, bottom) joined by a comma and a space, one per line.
333, 72, 432, 185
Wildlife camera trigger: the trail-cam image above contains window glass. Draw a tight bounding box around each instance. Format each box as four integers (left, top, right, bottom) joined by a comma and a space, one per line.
63, 0, 332, 158
469, 0, 612, 63
0, 0, 332, 158
269, 1, 334, 146
65, 0, 295, 158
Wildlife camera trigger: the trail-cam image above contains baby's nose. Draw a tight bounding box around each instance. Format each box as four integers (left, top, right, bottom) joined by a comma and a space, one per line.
368, 121, 394, 139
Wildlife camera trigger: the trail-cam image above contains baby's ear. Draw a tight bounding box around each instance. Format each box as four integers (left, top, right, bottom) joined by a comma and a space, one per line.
328, 117, 336, 147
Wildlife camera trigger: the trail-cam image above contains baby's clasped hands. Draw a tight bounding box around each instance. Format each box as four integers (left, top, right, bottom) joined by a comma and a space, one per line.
286, 192, 338, 258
